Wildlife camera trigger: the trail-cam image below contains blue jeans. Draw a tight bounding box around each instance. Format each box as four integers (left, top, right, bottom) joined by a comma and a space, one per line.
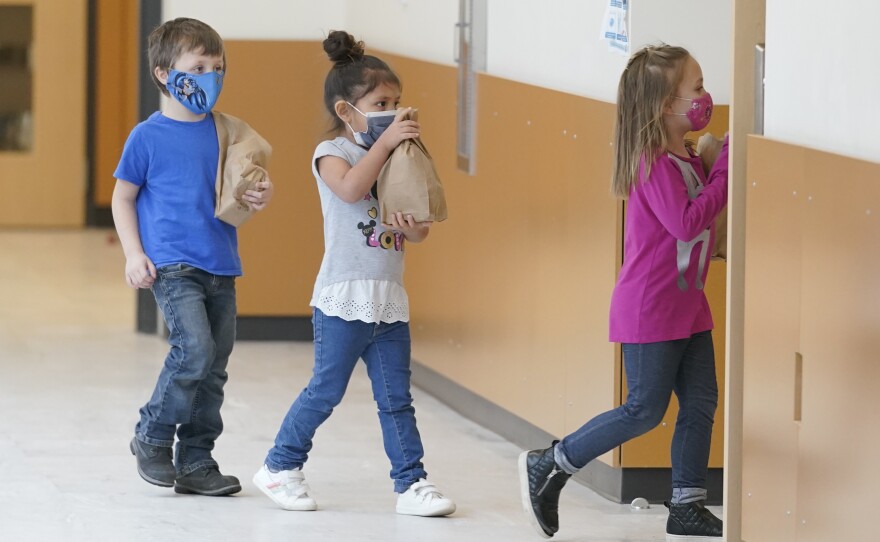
265, 308, 427, 493
136, 264, 237, 476
556, 331, 718, 501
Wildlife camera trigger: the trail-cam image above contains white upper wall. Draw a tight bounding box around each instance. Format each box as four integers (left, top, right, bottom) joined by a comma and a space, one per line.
161, 0, 731, 104
765, 0, 880, 163
161, 0, 345, 40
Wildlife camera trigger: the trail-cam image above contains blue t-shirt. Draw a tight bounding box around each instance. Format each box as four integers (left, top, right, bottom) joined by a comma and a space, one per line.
114, 112, 241, 276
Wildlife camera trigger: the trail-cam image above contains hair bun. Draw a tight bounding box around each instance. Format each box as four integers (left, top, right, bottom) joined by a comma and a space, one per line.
323, 30, 365, 66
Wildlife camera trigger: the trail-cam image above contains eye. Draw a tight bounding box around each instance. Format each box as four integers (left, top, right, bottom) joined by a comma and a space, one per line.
215, 65, 225, 74
376, 101, 387, 108
394, 101, 401, 108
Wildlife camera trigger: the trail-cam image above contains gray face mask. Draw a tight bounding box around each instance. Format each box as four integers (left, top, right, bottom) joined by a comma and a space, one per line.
346, 103, 396, 148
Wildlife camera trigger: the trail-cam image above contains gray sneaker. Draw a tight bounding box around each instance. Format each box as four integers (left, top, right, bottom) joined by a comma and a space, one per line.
174, 466, 241, 496
129, 437, 175, 487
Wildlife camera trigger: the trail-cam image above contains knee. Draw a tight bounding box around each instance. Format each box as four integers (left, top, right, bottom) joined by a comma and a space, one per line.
622, 401, 668, 431
375, 390, 414, 413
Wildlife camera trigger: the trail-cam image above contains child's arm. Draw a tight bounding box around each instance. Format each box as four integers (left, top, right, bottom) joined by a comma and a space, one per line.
385, 211, 431, 243
111, 179, 157, 289
639, 157, 728, 241
318, 108, 420, 203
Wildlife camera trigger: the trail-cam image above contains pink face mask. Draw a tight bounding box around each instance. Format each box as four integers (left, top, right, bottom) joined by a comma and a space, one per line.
672, 92, 713, 131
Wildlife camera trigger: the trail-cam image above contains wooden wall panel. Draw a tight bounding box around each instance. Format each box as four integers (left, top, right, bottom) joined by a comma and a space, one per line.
741, 136, 803, 542
379, 54, 621, 447
795, 150, 880, 541
742, 135, 880, 540
0, 0, 87, 226
93, 0, 138, 207
219, 41, 329, 316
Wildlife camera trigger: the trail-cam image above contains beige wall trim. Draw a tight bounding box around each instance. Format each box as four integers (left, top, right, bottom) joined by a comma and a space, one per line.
727, 0, 766, 540
412, 360, 722, 505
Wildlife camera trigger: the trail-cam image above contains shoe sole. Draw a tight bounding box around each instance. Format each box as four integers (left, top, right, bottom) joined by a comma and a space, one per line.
173, 483, 242, 496
395, 502, 456, 517
666, 535, 721, 542
518, 451, 553, 539
129, 439, 174, 488
252, 472, 317, 511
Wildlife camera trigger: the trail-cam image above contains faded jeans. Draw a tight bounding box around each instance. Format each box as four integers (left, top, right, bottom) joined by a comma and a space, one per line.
135, 264, 236, 476
556, 331, 718, 503
265, 308, 427, 493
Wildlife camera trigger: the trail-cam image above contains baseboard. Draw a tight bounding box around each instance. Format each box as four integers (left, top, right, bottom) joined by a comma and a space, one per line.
410, 360, 723, 505
235, 315, 313, 341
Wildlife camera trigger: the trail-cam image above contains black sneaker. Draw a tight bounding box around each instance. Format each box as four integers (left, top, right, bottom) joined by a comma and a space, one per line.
665, 500, 723, 540
518, 441, 571, 538
130, 437, 175, 487
174, 466, 241, 496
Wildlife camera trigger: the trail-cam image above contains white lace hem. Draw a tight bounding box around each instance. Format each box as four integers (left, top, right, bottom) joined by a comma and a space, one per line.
311, 280, 409, 323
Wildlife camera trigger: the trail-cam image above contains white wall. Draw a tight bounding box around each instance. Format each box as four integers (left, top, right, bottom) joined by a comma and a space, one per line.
630, 0, 731, 104
161, 0, 731, 104
343, 0, 459, 67
161, 0, 345, 40
765, 0, 880, 163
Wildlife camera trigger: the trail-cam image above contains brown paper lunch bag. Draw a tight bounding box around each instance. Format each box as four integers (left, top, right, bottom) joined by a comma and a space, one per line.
214, 111, 272, 227
696, 133, 727, 260
377, 110, 447, 224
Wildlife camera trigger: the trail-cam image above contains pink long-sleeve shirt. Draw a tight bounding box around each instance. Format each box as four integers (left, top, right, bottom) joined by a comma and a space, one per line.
609, 139, 729, 344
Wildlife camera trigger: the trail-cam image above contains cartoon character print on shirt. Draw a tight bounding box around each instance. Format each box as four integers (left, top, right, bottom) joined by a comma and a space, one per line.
355, 183, 404, 251
668, 154, 710, 292
169, 72, 208, 112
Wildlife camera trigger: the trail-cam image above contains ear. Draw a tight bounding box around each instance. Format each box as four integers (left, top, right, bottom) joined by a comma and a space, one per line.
334, 100, 354, 124
154, 66, 169, 86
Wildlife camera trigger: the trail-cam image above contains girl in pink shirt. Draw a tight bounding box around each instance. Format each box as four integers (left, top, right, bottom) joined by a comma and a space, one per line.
519, 45, 727, 541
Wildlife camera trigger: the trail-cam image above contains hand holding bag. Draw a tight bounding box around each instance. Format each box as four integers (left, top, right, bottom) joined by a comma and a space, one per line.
377, 109, 447, 224
214, 111, 272, 227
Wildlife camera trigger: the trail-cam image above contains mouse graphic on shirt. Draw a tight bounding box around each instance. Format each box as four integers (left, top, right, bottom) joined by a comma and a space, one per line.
356, 191, 403, 251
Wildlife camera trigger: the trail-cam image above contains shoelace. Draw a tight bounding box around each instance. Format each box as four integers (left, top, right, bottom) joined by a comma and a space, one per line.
408, 480, 444, 502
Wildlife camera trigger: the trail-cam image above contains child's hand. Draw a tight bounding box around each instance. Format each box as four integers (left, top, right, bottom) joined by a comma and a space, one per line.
243, 166, 273, 211
125, 252, 157, 289
375, 108, 420, 154
385, 211, 431, 243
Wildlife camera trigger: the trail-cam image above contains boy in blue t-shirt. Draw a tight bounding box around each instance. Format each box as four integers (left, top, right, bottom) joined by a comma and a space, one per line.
111, 17, 274, 496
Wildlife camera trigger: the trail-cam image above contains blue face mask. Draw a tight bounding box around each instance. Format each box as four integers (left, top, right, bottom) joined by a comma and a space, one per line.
166, 69, 224, 114
346, 103, 396, 148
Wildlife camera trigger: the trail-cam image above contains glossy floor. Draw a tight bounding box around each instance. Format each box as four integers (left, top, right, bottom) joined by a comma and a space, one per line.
0, 230, 719, 541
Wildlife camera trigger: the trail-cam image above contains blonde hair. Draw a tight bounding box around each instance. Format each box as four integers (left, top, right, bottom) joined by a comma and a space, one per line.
611, 44, 691, 199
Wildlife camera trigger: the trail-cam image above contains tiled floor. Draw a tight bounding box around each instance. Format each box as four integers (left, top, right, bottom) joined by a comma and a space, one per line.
0, 230, 717, 541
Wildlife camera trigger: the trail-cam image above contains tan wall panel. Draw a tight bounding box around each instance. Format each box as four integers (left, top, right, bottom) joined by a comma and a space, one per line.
0, 0, 87, 227
795, 150, 880, 541
741, 136, 803, 542
93, 0, 138, 207
379, 54, 621, 447
219, 41, 328, 316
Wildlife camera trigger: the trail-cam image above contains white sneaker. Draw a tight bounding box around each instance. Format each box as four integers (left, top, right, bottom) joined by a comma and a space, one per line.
253, 465, 317, 511
396, 479, 456, 517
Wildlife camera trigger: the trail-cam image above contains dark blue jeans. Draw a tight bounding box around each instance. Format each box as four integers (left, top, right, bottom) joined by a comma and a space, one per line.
265, 308, 427, 492
136, 264, 236, 476
556, 331, 718, 499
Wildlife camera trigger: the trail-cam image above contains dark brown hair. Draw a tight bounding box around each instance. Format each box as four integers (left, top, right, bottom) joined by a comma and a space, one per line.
147, 18, 225, 96
322, 30, 401, 133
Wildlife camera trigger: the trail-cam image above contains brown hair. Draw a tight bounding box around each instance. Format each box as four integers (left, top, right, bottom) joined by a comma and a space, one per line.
322, 30, 401, 134
147, 18, 225, 96
611, 44, 690, 199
